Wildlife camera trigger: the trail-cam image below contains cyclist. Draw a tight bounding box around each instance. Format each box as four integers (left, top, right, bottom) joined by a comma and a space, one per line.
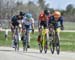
21, 13, 34, 48
48, 10, 64, 39
10, 11, 24, 48
37, 9, 50, 44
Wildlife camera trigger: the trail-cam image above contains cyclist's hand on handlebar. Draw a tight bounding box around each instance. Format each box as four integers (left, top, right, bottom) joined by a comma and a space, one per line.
61, 26, 64, 30
32, 29, 34, 34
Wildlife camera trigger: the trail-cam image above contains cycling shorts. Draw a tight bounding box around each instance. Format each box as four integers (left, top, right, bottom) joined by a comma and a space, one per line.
40, 21, 47, 28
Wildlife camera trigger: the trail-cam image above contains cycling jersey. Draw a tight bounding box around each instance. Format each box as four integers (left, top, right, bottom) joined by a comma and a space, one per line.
22, 17, 34, 25
39, 13, 47, 21
48, 16, 63, 28
11, 15, 19, 26
22, 17, 34, 29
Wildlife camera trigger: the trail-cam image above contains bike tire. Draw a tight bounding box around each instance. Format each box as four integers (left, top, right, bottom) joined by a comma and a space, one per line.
55, 34, 60, 55
50, 40, 55, 54
39, 41, 43, 53
23, 41, 25, 51
23, 35, 28, 52
44, 35, 47, 54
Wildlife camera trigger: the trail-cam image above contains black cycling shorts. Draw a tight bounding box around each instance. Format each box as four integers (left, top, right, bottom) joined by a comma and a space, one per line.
40, 21, 47, 28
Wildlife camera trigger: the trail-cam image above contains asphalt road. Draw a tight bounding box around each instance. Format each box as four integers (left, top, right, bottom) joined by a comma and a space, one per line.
0, 47, 75, 60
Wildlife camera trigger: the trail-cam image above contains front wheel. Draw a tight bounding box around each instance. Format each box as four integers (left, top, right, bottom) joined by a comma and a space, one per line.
39, 42, 43, 53
44, 44, 47, 53
23, 36, 28, 52
50, 40, 55, 54
55, 33, 60, 55
14, 36, 19, 51
56, 40, 60, 55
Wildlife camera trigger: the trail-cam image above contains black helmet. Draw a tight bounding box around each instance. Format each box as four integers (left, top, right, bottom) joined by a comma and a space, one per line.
44, 9, 50, 15
19, 11, 25, 16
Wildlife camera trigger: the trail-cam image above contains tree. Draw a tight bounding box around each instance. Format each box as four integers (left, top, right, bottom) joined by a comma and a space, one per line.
66, 4, 74, 15
38, 0, 45, 9
27, 1, 41, 20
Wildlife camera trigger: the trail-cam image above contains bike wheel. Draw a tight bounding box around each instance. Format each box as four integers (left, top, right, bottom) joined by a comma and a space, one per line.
56, 42, 60, 55
44, 35, 47, 54
39, 41, 43, 53
50, 40, 55, 54
23, 35, 28, 52
44, 42, 47, 53
55, 34, 60, 55
23, 41, 25, 52
25, 40, 28, 52
38, 35, 43, 53
15, 42, 17, 51
17, 39, 19, 51
14, 36, 17, 51
15, 41, 19, 51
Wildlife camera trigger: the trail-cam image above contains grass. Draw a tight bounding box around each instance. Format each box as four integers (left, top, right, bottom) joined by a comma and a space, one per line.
64, 22, 75, 30
60, 32, 75, 51
0, 31, 75, 51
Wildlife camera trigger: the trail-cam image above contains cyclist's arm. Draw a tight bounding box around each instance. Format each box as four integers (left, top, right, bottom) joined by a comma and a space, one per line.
22, 17, 26, 24
48, 16, 53, 27
31, 18, 34, 30
10, 18, 14, 28
60, 16, 64, 30
38, 15, 41, 28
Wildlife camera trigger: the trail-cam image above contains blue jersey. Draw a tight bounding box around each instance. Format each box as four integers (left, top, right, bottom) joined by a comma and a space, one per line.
48, 16, 63, 28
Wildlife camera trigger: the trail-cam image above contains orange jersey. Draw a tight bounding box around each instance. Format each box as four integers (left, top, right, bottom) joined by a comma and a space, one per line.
39, 12, 50, 21
39, 13, 47, 21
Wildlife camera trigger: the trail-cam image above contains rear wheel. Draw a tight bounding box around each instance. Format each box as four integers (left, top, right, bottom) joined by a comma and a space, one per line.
44, 44, 47, 53
23, 41, 25, 52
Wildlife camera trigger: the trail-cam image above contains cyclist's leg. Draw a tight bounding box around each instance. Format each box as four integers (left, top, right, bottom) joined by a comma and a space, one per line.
43, 21, 48, 49
18, 23, 22, 41
11, 25, 15, 48
27, 30, 30, 48
56, 27, 61, 40
37, 21, 42, 44
21, 24, 26, 41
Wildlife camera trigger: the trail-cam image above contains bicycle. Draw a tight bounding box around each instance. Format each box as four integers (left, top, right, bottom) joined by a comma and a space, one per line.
49, 25, 60, 54
13, 26, 19, 51
22, 28, 32, 52
39, 26, 48, 53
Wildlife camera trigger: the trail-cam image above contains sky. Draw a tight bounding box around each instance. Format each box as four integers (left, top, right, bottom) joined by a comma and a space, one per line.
18, 0, 75, 10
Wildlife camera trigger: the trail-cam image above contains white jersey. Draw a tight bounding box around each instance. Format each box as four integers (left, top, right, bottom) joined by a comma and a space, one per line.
22, 17, 34, 25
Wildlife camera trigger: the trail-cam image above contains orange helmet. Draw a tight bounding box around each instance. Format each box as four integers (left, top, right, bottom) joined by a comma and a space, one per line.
53, 11, 61, 19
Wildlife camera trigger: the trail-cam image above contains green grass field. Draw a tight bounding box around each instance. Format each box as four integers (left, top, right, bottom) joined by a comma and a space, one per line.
0, 31, 75, 51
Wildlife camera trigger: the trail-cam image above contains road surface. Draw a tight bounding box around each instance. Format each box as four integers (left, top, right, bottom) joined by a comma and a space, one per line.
0, 47, 75, 60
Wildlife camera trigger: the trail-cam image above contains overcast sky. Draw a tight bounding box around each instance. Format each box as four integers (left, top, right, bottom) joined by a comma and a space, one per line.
17, 0, 75, 10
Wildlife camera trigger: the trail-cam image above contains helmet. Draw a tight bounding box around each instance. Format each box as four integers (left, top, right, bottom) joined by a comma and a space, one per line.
44, 9, 50, 15
26, 13, 32, 20
19, 11, 25, 16
53, 11, 61, 19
